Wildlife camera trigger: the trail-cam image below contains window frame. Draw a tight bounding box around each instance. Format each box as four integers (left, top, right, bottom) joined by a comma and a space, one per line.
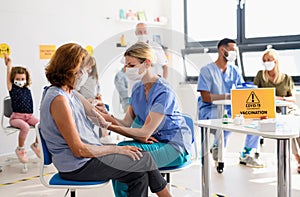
183, 0, 300, 84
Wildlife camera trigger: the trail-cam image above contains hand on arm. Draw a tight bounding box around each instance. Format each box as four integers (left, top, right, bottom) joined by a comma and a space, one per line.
51, 95, 142, 160
74, 91, 111, 128
108, 111, 164, 142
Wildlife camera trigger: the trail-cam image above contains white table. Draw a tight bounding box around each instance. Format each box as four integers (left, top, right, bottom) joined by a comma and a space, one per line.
211, 99, 294, 173
196, 115, 300, 197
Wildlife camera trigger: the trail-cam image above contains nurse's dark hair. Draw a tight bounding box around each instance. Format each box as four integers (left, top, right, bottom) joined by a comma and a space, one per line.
217, 38, 236, 49
124, 42, 156, 63
45, 43, 88, 88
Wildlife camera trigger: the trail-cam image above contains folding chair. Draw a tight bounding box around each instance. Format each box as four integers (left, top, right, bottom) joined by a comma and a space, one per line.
1, 96, 33, 173
159, 114, 199, 191
35, 123, 109, 197
1, 96, 19, 135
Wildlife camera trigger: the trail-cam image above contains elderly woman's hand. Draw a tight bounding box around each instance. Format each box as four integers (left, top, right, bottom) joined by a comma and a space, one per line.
117, 146, 143, 161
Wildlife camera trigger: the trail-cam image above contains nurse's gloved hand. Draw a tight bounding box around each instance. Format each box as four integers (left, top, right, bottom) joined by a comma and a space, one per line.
89, 109, 111, 128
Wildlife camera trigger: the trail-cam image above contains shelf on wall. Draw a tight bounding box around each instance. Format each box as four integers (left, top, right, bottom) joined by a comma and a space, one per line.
117, 19, 167, 26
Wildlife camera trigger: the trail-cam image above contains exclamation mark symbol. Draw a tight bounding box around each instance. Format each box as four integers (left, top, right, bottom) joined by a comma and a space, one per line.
252, 93, 254, 102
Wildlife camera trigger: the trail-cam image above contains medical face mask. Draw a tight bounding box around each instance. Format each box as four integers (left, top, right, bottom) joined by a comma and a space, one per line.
136, 35, 149, 43
224, 48, 237, 62
125, 64, 146, 81
74, 68, 88, 90
263, 61, 275, 71
14, 80, 26, 88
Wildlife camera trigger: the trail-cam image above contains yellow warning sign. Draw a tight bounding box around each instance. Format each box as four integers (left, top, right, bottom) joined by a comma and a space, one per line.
39, 45, 56, 59
0, 43, 11, 58
231, 88, 276, 118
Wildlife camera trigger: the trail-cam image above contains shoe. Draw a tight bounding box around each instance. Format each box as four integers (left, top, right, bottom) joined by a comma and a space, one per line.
210, 146, 218, 161
31, 143, 40, 158
100, 135, 117, 145
239, 154, 264, 168
15, 148, 29, 163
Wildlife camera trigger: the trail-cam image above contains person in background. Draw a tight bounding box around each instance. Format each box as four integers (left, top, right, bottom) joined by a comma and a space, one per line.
135, 22, 168, 79
114, 65, 130, 112
254, 48, 300, 173
197, 38, 263, 168
101, 42, 192, 197
77, 56, 114, 144
40, 43, 171, 197
3, 54, 40, 163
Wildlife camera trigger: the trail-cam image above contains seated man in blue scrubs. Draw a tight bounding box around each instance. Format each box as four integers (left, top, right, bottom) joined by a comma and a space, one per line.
102, 42, 192, 196
197, 38, 263, 168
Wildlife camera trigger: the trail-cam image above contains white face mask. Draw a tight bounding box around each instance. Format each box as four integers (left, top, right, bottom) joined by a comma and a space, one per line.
125, 64, 146, 81
14, 80, 26, 88
136, 35, 149, 43
74, 69, 88, 90
263, 61, 275, 71
224, 48, 237, 62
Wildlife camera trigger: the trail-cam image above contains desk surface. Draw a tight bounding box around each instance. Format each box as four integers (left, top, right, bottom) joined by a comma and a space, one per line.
196, 115, 300, 139
275, 100, 294, 107
212, 99, 294, 107
212, 99, 231, 105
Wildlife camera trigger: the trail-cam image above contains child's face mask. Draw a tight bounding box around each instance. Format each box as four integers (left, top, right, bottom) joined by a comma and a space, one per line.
14, 80, 27, 88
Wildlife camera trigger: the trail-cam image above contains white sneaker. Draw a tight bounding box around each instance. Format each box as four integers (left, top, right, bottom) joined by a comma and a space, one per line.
239, 154, 264, 168
100, 135, 117, 145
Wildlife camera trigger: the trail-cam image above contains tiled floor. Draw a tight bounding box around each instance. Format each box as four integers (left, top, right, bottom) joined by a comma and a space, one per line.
1, 132, 300, 197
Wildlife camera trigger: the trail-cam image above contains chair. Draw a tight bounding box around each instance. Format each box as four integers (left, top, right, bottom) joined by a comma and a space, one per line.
1, 96, 35, 173
1, 96, 19, 135
159, 114, 199, 191
35, 123, 109, 197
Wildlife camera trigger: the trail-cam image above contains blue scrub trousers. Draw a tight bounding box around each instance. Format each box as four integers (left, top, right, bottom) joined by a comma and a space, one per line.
113, 140, 190, 197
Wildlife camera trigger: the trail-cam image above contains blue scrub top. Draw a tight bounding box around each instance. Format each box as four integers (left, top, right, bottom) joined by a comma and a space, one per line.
130, 78, 192, 154
197, 62, 244, 119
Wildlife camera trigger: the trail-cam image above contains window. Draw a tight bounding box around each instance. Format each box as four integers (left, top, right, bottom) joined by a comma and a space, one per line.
184, 0, 300, 83
185, 0, 237, 43
242, 49, 300, 78
245, 0, 300, 38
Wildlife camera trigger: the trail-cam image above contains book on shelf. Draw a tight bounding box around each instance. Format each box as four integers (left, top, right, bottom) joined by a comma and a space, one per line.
119, 9, 126, 19
137, 11, 147, 21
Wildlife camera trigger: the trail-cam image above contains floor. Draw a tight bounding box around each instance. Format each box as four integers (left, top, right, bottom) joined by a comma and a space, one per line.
1, 132, 300, 197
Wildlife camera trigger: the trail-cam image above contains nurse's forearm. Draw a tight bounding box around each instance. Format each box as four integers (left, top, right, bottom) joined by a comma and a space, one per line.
108, 125, 150, 138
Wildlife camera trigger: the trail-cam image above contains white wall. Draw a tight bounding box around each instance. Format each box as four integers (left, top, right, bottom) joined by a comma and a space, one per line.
0, 0, 194, 156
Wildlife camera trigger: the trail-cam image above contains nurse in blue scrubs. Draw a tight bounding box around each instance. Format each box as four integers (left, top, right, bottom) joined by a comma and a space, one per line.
102, 42, 192, 196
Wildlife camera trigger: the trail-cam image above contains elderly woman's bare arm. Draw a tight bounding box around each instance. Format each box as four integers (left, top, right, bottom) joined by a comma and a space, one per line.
50, 95, 142, 160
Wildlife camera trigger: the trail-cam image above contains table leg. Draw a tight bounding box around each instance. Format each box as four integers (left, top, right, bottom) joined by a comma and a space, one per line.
217, 105, 224, 173
201, 126, 211, 197
280, 106, 287, 115
277, 139, 291, 197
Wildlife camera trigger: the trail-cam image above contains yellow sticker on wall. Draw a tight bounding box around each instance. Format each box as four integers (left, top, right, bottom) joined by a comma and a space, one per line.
85, 45, 94, 56
0, 43, 11, 58
231, 88, 276, 118
39, 45, 56, 59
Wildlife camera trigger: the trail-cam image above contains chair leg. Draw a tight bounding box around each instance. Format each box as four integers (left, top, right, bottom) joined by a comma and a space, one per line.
70, 189, 76, 197
162, 173, 171, 191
